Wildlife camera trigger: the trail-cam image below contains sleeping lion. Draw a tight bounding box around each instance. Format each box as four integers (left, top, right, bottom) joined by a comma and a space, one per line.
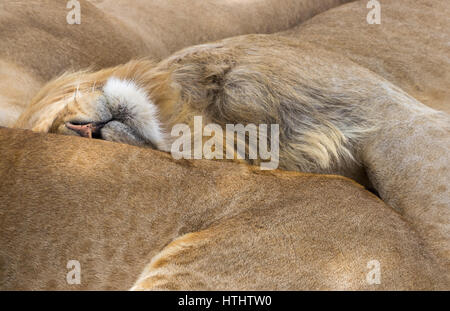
14, 33, 450, 268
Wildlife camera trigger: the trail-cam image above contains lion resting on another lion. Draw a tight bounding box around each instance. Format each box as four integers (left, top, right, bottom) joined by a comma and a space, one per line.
2, 0, 449, 290
0, 0, 350, 127
14, 0, 450, 269
0, 127, 447, 290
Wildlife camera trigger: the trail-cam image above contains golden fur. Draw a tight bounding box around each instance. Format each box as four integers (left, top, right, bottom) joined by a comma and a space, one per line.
282, 0, 450, 113
91, 0, 353, 61
2, 0, 449, 290
14, 0, 450, 269
0, 0, 350, 127
0, 127, 448, 290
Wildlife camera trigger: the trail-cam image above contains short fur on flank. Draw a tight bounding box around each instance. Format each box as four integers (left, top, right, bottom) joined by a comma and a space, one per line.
13, 0, 450, 275
15, 32, 450, 270
2, 0, 449, 290
0, 127, 448, 290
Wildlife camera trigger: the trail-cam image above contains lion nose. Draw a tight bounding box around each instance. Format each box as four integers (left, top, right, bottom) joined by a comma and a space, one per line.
65, 122, 105, 139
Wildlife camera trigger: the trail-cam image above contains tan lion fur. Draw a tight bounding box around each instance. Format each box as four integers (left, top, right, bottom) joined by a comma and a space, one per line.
0, 127, 448, 290
3, 0, 449, 289
280, 0, 450, 266
282, 0, 450, 113
90, 0, 354, 61
0, 0, 350, 126
14, 0, 450, 267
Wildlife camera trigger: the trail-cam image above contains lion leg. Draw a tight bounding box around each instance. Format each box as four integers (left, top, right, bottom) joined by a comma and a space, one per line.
363, 112, 450, 269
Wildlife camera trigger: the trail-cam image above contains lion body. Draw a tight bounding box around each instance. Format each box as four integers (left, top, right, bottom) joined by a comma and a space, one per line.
2, 0, 449, 289
14, 0, 450, 269
282, 0, 450, 113
0, 127, 448, 290
0, 0, 349, 127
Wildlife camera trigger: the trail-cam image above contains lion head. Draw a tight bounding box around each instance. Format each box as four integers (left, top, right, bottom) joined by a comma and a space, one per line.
13, 60, 176, 150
